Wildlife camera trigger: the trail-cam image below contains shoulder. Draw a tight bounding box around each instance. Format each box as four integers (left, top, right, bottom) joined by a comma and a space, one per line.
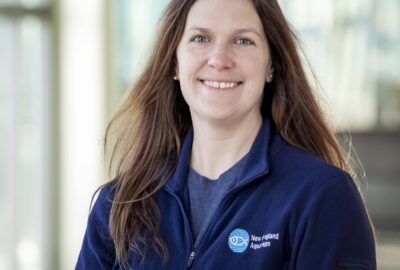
89, 181, 117, 226
81, 180, 118, 246
268, 135, 361, 211
76, 181, 118, 268
266, 134, 368, 215
269, 133, 352, 191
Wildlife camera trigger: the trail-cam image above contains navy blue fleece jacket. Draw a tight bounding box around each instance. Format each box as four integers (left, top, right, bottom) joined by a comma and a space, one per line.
76, 118, 376, 269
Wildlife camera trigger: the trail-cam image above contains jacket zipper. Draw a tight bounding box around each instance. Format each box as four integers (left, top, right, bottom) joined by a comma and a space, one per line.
193, 170, 268, 257
164, 170, 268, 269
163, 189, 195, 269
186, 251, 196, 268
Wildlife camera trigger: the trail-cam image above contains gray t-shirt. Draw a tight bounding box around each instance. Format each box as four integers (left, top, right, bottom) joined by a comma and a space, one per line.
187, 154, 248, 244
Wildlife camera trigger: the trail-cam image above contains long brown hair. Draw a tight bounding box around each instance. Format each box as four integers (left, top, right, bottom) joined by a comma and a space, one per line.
103, 0, 370, 265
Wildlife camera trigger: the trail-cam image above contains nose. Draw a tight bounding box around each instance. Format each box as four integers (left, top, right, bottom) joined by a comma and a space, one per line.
207, 44, 234, 70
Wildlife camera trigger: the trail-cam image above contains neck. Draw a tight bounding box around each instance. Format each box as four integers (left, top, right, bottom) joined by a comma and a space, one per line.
190, 114, 262, 180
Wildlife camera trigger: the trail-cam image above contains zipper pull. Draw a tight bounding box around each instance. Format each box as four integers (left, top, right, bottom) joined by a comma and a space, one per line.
187, 251, 196, 268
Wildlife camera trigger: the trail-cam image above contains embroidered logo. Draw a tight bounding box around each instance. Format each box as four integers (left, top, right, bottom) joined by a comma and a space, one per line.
228, 228, 250, 253
228, 228, 280, 253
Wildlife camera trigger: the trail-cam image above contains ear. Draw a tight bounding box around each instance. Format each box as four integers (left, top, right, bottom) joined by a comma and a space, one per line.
266, 66, 274, 83
265, 59, 274, 83
174, 65, 180, 80
172, 55, 180, 80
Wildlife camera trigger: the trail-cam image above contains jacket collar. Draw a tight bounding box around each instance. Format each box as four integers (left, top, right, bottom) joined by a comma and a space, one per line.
164, 117, 273, 193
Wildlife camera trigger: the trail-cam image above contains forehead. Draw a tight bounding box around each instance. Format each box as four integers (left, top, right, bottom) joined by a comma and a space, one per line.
185, 0, 264, 32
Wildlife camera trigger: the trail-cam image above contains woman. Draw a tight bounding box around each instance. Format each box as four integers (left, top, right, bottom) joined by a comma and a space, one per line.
77, 0, 376, 269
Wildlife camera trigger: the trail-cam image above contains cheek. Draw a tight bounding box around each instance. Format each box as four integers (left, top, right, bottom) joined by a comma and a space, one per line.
178, 61, 197, 86
239, 52, 269, 76
240, 55, 268, 103
177, 47, 203, 77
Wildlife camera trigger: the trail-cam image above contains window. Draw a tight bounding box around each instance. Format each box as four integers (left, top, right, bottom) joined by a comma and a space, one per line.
106, 0, 169, 111
0, 0, 55, 269
280, 0, 400, 131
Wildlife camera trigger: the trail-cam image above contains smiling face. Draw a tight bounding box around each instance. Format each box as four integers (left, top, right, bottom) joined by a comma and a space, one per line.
176, 0, 273, 125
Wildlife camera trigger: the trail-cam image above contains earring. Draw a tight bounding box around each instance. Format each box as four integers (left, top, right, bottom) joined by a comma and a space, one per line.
173, 76, 178, 80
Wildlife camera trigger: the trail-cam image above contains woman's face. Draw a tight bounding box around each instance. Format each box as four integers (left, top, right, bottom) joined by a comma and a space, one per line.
176, 0, 273, 124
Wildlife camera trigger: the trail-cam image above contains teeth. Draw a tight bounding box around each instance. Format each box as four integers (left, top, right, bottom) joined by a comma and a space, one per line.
203, 80, 238, 89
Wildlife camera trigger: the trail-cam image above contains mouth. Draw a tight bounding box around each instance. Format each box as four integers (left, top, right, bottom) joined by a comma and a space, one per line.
199, 79, 243, 90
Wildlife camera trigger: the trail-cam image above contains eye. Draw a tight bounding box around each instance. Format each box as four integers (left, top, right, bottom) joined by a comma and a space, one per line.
191, 35, 209, 43
235, 38, 254, 46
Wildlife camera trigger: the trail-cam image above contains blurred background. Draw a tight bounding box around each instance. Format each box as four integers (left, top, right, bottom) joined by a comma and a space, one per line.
0, 0, 399, 269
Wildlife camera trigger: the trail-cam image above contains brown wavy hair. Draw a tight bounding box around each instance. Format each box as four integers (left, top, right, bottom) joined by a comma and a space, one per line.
102, 0, 372, 265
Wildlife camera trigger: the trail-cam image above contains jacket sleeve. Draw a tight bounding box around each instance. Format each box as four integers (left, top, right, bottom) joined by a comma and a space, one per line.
292, 173, 376, 270
76, 185, 116, 269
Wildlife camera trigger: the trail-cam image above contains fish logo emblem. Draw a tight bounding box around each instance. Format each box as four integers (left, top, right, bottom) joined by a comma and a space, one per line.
228, 228, 249, 253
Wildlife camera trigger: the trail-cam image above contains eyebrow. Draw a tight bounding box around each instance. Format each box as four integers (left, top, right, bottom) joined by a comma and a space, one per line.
187, 26, 263, 38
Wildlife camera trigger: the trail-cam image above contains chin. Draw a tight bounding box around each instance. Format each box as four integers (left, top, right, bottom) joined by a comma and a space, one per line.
201, 110, 238, 123
190, 104, 246, 123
